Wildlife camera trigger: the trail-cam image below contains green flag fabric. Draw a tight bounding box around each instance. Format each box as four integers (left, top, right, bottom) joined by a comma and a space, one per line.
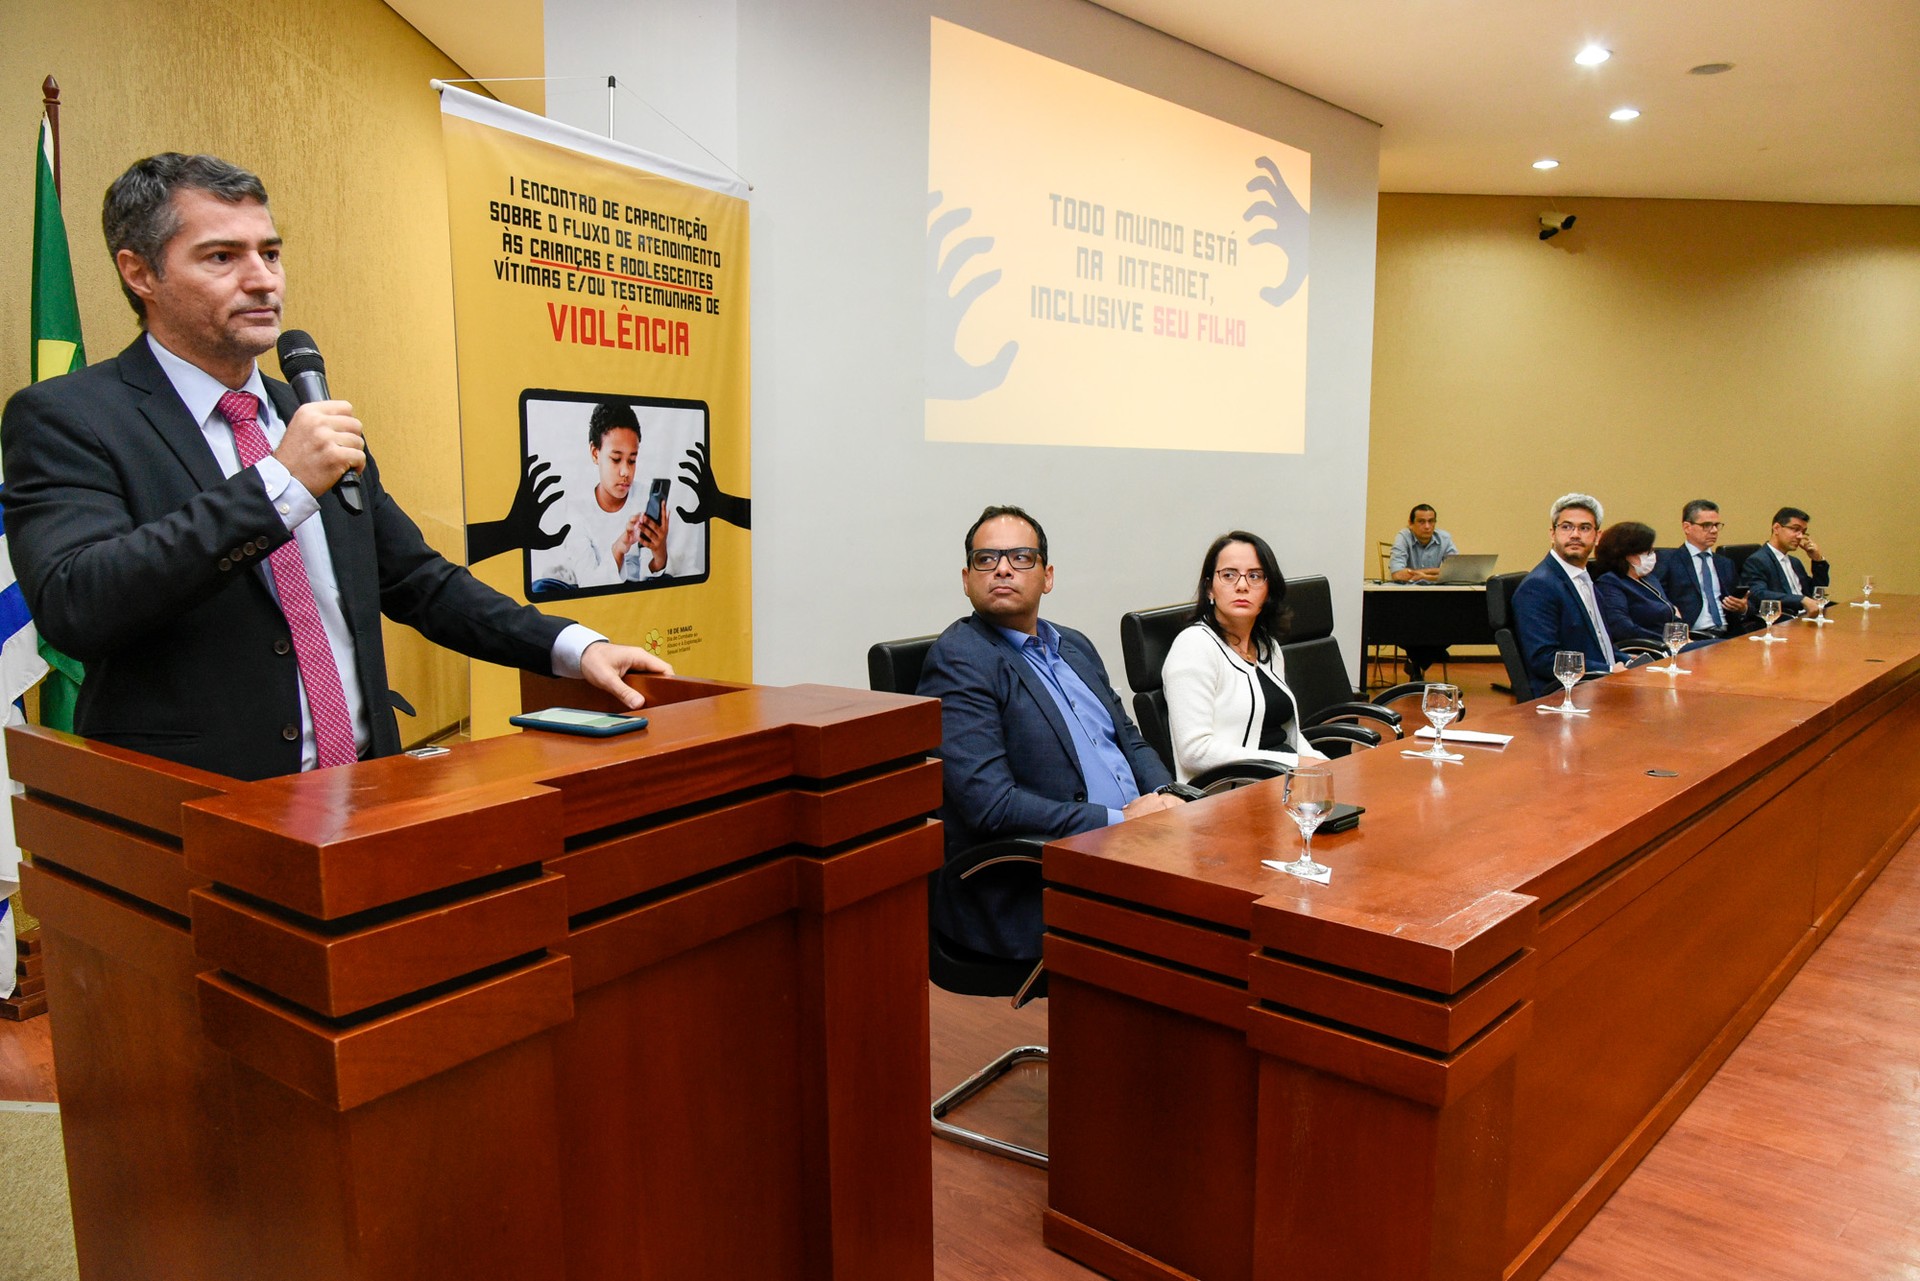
26, 111, 86, 726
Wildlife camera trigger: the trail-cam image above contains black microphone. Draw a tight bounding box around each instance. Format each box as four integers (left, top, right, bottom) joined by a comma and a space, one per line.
275, 329, 363, 515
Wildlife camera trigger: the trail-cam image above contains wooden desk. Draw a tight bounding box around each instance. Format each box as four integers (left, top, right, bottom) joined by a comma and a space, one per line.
1362, 582, 1496, 654
14, 675, 941, 1281
1041, 599, 1920, 1281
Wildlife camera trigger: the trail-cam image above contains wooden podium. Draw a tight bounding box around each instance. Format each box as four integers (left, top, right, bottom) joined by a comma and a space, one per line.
12, 674, 941, 1281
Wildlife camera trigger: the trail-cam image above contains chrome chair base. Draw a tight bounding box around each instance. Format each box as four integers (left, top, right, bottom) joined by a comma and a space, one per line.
931, 1044, 1049, 1168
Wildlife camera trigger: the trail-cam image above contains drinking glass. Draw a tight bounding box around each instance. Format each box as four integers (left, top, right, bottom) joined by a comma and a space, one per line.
1807, 585, 1832, 625
1279, 765, 1335, 878
1753, 597, 1785, 643
1540, 650, 1586, 714
1655, 620, 1691, 674
1856, 575, 1879, 610
1402, 683, 1464, 761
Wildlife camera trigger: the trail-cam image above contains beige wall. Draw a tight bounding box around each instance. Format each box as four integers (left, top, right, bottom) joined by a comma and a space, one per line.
1369, 195, 1920, 596
4, 0, 476, 737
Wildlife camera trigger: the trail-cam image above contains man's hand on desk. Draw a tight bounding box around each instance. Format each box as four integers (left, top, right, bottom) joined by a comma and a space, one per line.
579, 641, 675, 710
1122, 791, 1187, 819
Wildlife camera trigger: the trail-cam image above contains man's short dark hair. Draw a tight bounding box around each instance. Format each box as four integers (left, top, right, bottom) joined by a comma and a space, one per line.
1773, 506, 1811, 526
102, 153, 270, 322
1409, 504, 1436, 522
1682, 499, 1719, 524
588, 401, 641, 449
964, 504, 1048, 565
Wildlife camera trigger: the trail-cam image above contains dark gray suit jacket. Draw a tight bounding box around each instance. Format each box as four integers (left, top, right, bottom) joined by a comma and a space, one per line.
1737, 545, 1830, 616
1, 336, 569, 780
916, 611, 1170, 958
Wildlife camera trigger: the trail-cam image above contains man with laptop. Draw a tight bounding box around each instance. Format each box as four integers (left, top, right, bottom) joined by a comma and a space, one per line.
1386, 504, 1495, 678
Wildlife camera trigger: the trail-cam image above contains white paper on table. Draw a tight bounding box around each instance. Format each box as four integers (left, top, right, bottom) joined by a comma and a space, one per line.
1262, 858, 1332, 884
1413, 727, 1514, 746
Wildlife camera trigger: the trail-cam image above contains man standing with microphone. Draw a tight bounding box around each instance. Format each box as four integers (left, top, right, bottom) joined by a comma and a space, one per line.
1, 153, 670, 780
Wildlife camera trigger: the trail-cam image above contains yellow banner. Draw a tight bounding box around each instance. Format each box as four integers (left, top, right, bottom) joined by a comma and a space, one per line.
441, 94, 751, 735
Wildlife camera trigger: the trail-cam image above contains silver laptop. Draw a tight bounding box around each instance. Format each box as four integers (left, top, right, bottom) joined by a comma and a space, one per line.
1434, 553, 1498, 583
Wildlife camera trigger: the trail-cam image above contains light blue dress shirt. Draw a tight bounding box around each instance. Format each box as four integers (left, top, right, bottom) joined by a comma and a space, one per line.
1389, 527, 1457, 575
994, 619, 1141, 825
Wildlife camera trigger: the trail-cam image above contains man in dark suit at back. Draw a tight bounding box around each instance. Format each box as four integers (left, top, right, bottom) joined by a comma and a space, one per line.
1654, 499, 1753, 638
1512, 492, 1624, 698
1738, 506, 1831, 618
1, 153, 669, 780
917, 505, 1184, 959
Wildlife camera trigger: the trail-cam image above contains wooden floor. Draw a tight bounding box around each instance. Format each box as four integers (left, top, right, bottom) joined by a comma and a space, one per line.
5, 815, 1916, 1279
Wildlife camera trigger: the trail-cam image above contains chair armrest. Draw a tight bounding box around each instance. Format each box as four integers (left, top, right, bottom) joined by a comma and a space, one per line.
1303, 723, 1382, 757
1370, 681, 1432, 708
1187, 761, 1289, 795
953, 836, 1047, 880
1306, 701, 1404, 736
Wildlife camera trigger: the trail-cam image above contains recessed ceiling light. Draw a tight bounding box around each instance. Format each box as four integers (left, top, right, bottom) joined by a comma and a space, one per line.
1610, 107, 1641, 121
1533, 159, 1560, 170
1575, 45, 1612, 67
1689, 62, 1734, 75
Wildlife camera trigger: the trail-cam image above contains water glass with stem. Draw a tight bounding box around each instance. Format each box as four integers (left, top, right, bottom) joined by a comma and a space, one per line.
1402, 683, 1464, 761
1540, 650, 1587, 714
1806, 585, 1832, 625
1278, 765, 1335, 878
1753, 597, 1785, 642
1654, 620, 1691, 674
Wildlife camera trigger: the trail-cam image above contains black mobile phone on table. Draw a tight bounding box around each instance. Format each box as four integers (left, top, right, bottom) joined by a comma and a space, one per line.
509, 707, 651, 737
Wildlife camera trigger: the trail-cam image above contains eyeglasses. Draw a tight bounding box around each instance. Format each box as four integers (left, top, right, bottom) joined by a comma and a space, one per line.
1780, 523, 1809, 535
1554, 522, 1598, 534
1687, 521, 1723, 531
1213, 568, 1267, 586
968, 547, 1042, 572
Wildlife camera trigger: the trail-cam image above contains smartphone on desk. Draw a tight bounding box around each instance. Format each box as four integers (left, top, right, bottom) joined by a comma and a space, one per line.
1319, 802, 1365, 834
509, 707, 651, 737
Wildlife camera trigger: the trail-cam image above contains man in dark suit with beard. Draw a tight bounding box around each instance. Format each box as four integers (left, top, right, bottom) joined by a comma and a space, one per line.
917, 505, 1184, 959
1, 153, 669, 780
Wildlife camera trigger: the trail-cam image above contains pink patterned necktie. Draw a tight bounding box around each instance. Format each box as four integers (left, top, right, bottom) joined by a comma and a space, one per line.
216, 391, 359, 769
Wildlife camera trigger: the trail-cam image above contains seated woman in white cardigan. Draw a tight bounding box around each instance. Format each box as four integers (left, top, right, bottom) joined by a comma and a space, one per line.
1162, 530, 1328, 783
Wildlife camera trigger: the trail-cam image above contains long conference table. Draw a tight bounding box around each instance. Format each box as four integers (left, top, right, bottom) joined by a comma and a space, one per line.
1041, 597, 1920, 1281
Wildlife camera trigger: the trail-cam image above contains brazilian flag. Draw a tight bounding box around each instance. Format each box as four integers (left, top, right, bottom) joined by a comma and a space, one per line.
26, 111, 85, 727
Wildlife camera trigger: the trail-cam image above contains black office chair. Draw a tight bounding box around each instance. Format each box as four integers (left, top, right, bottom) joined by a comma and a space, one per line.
1121, 602, 1388, 773
1486, 570, 1541, 702
1719, 543, 1763, 581
1118, 604, 1294, 792
867, 633, 1049, 1168
1277, 576, 1437, 753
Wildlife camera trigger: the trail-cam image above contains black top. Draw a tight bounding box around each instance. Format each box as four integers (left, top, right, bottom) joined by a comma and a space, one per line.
1254, 667, 1297, 752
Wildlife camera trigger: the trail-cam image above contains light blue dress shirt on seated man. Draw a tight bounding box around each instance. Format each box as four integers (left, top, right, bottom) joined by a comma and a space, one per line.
994, 619, 1141, 823
1389, 526, 1458, 576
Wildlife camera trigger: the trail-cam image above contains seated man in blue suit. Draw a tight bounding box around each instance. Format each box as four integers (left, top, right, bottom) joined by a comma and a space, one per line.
1738, 506, 1830, 618
918, 505, 1184, 959
1654, 499, 1754, 638
1511, 493, 1624, 698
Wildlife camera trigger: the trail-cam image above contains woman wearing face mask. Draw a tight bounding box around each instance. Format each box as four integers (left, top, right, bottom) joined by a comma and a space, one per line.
1592, 521, 1686, 648
1161, 530, 1328, 783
